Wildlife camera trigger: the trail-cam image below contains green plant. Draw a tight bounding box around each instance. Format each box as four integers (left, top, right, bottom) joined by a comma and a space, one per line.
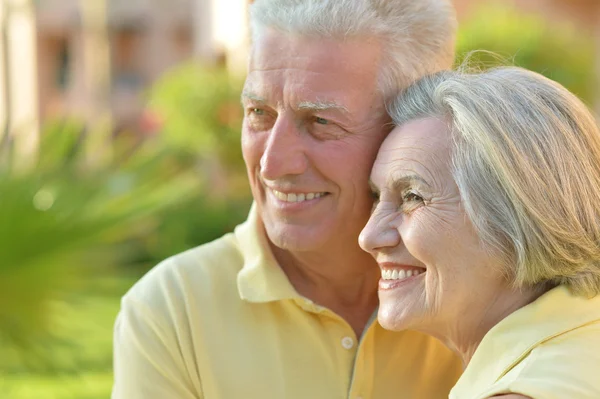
0, 120, 199, 356
127, 195, 252, 268
456, 2, 596, 105
2, 65, 254, 374
146, 63, 246, 176
129, 63, 253, 268
0, 275, 135, 399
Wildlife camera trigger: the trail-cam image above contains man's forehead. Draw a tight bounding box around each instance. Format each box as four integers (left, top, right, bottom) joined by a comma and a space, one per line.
243, 68, 385, 110
243, 30, 386, 118
250, 28, 382, 69
248, 31, 383, 91
241, 84, 354, 112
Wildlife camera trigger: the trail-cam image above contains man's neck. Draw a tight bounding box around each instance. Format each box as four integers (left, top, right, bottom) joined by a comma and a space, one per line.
271, 242, 380, 337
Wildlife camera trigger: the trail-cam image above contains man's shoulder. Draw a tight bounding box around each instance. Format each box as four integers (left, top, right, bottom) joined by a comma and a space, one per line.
122, 231, 245, 316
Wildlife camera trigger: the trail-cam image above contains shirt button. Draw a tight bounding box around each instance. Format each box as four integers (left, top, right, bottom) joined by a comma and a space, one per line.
341, 336, 355, 349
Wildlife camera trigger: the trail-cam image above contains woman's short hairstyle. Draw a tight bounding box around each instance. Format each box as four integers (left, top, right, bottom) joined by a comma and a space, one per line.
389, 67, 600, 297
248, 0, 457, 101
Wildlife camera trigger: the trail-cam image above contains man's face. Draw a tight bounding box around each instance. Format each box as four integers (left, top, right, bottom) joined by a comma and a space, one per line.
241, 29, 388, 252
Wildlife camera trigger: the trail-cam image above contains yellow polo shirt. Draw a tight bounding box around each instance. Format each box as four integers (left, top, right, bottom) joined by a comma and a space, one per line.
450, 285, 600, 399
112, 206, 462, 399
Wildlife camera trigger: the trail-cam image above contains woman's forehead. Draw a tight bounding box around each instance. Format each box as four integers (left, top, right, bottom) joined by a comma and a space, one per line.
371, 118, 451, 187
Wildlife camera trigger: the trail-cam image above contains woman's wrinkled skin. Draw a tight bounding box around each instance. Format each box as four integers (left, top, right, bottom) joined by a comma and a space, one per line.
359, 117, 540, 366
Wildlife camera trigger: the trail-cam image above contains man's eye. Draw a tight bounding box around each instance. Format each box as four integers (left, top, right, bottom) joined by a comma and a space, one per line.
308, 117, 346, 141
250, 108, 265, 116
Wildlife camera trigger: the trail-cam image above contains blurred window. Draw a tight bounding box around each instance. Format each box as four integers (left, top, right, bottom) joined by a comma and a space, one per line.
55, 38, 70, 91
112, 25, 145, 91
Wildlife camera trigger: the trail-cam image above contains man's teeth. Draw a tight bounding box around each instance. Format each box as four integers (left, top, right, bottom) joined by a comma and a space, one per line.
273, 190, 325, 202
381, 269, 425, 280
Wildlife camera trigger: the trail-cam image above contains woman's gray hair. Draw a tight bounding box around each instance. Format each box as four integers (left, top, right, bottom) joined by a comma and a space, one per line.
389, 67, 600, 297
248, 0, 457, 100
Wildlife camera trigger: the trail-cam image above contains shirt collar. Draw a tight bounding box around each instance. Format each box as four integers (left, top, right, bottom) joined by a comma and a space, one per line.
451, 285, 600, 398
235, 202, 300, 303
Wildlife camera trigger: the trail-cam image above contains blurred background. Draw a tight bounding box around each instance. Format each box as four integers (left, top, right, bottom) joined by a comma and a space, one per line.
0, 0, 599, 397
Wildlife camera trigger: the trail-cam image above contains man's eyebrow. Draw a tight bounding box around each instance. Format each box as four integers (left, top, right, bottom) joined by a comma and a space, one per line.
241, 90, 267, 104
298, 100, 349, 113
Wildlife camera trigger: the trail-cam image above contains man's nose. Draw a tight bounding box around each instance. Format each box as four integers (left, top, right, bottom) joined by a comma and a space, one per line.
260, 115, 308, 180
359, 208, 402, 255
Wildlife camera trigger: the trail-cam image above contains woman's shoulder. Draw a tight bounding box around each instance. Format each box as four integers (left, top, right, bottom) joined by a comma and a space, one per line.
530, 319, 600, 365
492, 322, 600, 398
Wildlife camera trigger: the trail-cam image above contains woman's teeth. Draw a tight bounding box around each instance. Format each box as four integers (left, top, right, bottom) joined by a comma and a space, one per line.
381, 268, 425, 281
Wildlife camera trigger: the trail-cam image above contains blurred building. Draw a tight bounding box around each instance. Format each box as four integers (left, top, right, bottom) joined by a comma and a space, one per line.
0, 0, 249, 159
38, 0, 198, 133
0, 0, 39, 169
0, 0, 599, 159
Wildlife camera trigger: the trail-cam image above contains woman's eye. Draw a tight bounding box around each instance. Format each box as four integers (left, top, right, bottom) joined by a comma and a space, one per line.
400, 190, 425, 213
370, 190, 380, 201
403, 191, 423, 203
369, 191, 380, 213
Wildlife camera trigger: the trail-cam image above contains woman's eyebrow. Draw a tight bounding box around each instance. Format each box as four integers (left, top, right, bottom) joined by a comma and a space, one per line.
387, 174, 431, 192
368, 179, 380, 196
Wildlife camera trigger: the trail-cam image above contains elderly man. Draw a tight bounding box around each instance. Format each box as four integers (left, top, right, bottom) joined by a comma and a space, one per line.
112, 1, 461, 398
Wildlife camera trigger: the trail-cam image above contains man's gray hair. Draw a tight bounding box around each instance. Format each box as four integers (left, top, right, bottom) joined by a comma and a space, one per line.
249, 0, 457, 100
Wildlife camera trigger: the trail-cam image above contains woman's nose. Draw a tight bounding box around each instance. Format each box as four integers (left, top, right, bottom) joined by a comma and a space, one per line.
359, 208, 402, 255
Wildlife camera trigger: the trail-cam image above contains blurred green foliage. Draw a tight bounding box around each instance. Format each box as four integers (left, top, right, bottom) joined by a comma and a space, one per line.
1, 62, 252, 376
0, 118, 198, 355
134, 62, 252, 267
1, 275, 134, 399
0, 64, 252, 396
456, 2, 596, 105
146, 63, 247, 174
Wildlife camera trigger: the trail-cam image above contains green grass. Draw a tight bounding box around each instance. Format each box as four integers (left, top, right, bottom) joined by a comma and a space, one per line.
0, 373, 114, 399
0, 275, 138, 399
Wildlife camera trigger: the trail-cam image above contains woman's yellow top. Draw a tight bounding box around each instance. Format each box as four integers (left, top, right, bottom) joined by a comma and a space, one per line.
450, 285, 600, 399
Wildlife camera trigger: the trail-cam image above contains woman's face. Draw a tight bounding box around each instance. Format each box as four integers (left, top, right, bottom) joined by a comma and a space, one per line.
359, 118, 509, 334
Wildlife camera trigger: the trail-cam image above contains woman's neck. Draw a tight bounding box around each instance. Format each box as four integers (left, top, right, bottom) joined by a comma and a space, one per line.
426, 286, 547, 368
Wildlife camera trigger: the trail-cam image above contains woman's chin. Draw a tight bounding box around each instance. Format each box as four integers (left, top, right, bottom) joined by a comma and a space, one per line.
377, 289, 426, 331
377, 305, 419, 331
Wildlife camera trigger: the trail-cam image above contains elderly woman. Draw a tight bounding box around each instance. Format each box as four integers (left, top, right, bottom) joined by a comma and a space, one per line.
359, 67, 600, 399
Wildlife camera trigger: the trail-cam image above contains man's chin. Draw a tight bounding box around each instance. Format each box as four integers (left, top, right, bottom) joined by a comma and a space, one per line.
263, 221, 327, 253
